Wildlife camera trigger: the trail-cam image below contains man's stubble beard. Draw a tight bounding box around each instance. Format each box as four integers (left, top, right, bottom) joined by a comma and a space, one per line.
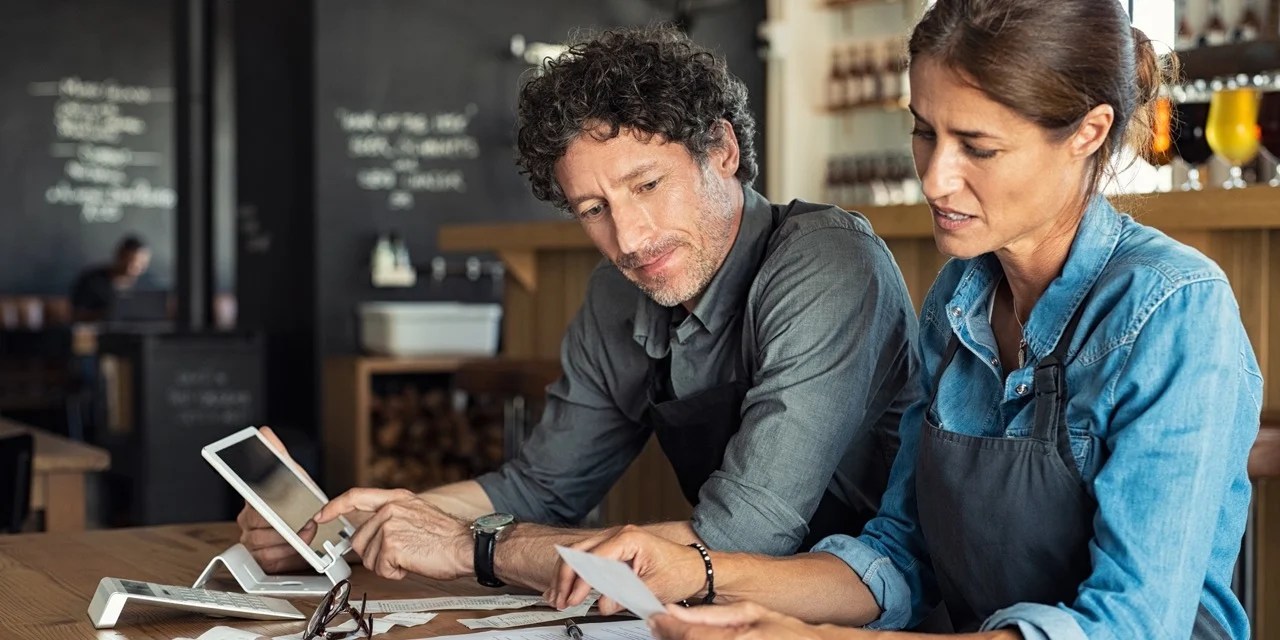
619, 169, 736, 308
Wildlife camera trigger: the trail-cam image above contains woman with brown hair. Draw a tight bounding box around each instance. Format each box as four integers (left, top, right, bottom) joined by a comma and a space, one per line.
544, 0, 1260, 638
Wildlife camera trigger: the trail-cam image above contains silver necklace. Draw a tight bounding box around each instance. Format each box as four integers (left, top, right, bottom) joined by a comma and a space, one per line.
1011, 295, 1029, 369
992, 275, 1029, 369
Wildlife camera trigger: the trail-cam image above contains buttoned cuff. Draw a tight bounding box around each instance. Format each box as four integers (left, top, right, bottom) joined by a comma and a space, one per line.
810, 534, 913, 630
980, 602, 1087, 640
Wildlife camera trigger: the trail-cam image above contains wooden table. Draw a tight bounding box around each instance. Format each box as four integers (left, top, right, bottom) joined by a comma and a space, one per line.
0, 417, 110, 532
0, 522, 570, 639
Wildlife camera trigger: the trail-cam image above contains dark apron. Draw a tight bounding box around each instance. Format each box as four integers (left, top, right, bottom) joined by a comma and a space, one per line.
915, 302, 1230, 637
642, 352, 871, 550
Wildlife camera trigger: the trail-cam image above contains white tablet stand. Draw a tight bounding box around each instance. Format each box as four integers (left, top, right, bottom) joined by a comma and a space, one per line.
193, 542, 352, 597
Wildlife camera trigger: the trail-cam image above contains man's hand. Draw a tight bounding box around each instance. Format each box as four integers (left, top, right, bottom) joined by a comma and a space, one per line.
314, 488, 472, 581
650, 602, 835, 640
545, 525, 705, 615
235, 426, 314, 573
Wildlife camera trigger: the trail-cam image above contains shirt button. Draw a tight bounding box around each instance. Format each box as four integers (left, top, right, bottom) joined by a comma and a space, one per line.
1015, 383, 1029, 396
951, 307, 963, 317
990, 357, 999, 367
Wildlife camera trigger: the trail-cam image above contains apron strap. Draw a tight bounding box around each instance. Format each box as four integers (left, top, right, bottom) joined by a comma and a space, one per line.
926, 334, 963, 420
650, 353, 675, 403
1030, 301, 1090, 472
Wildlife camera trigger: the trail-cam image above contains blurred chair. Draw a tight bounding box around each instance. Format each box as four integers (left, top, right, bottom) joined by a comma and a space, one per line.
0, 433, 34, 533
0, 326, 88, 440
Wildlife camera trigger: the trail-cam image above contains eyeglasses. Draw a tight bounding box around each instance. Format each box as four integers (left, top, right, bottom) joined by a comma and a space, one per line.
302, 579, 373, 640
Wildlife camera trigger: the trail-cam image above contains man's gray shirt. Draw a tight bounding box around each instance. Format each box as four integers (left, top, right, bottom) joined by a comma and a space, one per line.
476, 186, 921, 555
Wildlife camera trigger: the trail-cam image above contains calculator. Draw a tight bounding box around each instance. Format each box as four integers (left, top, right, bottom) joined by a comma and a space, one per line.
87, 577, 306, 629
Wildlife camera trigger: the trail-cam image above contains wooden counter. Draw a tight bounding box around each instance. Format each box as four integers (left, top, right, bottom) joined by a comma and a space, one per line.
0, 522, 558, 639
0, 417, 110, 531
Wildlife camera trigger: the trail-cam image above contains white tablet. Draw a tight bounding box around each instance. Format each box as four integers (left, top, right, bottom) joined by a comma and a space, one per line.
203, 427, 356, 574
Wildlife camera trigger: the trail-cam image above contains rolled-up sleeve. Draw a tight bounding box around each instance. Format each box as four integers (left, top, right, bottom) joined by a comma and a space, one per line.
476, 289, 651, 525
980, 603, 1087, 640
692, 227, 919, 555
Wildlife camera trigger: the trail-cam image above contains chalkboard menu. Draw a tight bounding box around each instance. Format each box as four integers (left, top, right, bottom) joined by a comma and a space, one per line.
311, 0, 765, 353
0, 1, 174, 294
98, 331, 265, 525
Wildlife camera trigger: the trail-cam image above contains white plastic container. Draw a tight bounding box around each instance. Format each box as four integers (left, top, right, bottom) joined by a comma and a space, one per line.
359, 302, 502, 356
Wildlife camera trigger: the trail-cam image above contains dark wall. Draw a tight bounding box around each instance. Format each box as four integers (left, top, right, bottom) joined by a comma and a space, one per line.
0, 1, 175, 295
311, 0, 767, 355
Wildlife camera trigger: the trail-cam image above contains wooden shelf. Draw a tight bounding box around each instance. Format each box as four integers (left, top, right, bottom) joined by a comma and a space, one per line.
825, 97, 908, 114
322, 355, 474, 493
438, 219, 589, 252
821, 0, 901, 7
344, 355, 470, 375
1175, 39, 1280, 81
853, 186, 1280, 239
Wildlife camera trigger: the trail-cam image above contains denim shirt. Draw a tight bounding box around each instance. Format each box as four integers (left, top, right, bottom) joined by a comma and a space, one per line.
814, 196, 1262, 639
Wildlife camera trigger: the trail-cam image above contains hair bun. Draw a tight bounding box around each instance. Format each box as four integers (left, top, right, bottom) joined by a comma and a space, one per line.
1132, 28, 1156, 100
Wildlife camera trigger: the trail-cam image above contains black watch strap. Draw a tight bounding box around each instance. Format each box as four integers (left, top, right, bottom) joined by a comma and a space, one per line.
474, 530, 504, 588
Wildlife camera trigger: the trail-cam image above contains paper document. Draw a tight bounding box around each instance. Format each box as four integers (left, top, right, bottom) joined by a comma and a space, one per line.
363, 594, 545, 613
554, 546, 665, 620
459, 594, 598, 629
426, 619, 653, 640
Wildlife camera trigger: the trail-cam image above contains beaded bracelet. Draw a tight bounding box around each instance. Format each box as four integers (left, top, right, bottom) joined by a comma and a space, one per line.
681, 542, 715, 606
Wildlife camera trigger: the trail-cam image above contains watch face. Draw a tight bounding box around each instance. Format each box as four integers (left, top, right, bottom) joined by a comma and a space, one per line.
475, 512, 515, 531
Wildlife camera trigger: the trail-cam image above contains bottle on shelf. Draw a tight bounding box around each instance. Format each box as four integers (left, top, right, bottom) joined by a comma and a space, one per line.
861, 43, 882, 107
899, 154, 923, 205
827, 48, 848, 111
840, 157, 859, 206
372, 233, 395, 281
1203, 0, 1229, 46
1175, 0, 1198, 51
877, 41, 899, 107
844, 45, 866, 108
824, 158, 842, 205
1235, 0, 1263, 41
893, 42, 910, 106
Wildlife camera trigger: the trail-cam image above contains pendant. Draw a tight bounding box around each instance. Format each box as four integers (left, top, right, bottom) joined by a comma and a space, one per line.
1017, 339, 1027, 369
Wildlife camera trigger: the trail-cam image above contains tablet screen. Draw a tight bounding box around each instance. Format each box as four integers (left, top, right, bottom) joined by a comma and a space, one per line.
217, 437, 348, 556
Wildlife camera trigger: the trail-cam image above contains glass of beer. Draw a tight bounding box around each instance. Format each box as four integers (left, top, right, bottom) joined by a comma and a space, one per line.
1149, 93, 1175, 168
1205, 84, 1262, 189
1172, 83, 1214, 191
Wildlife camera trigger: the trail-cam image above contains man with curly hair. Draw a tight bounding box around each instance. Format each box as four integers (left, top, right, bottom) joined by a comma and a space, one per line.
238, 24, 920, 592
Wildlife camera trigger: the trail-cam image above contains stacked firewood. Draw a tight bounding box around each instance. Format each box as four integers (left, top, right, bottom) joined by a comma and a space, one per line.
367, 383, 505, 492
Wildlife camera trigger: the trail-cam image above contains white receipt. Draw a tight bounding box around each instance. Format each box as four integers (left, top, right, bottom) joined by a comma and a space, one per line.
196, 628, 268, 640
554, 546, 665, 620
380, 611, 439, 627
271, 612, 424, 640
427, 619, 653, 640
363, 594, 545, 614
459, 594, 598, 630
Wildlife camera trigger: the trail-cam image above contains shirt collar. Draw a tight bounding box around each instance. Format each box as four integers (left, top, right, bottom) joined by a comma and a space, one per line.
947, 194, 1123, 359
632, 184, 774, 356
